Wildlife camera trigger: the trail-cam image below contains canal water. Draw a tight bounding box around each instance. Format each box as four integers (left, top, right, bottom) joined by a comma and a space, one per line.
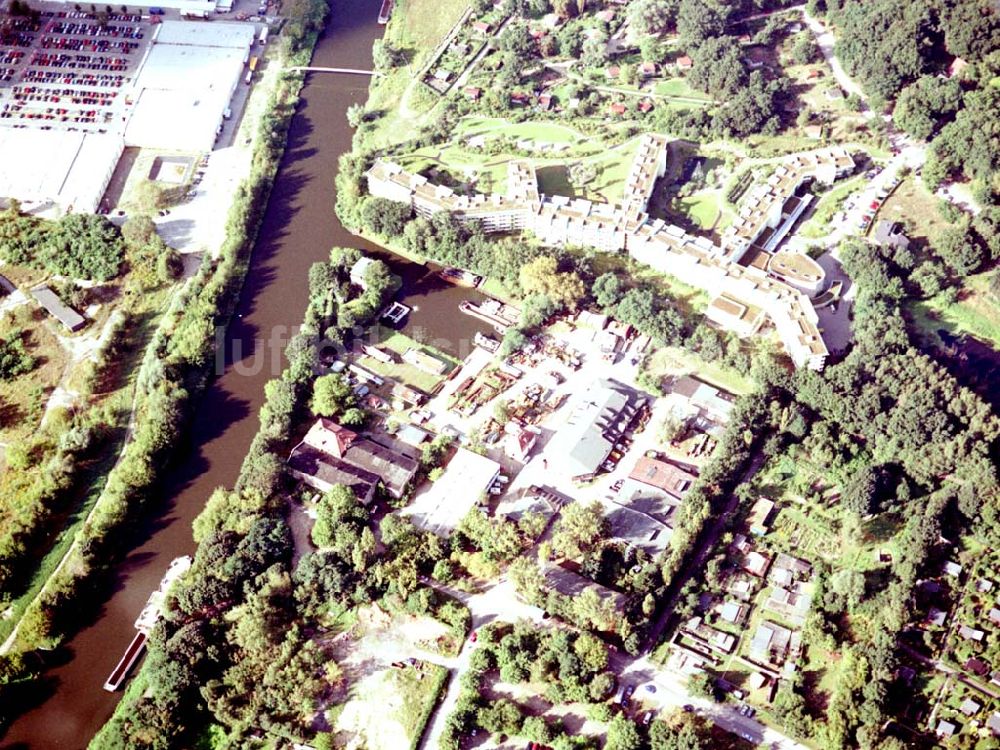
1, 2, 489, 746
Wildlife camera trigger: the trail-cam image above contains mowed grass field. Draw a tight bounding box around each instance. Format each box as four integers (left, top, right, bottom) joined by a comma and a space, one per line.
360, 0, 468, 148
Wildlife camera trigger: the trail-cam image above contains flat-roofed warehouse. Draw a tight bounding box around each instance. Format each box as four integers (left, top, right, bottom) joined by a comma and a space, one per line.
49, 0, 216, 10
0, 130, 122, 214
124, 21, 255, 152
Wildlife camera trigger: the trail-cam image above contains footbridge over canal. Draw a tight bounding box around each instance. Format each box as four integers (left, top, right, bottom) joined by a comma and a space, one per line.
286, 66, 381, 76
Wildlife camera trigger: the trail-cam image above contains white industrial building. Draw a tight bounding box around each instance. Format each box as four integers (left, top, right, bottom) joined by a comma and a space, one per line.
50, 0, 218, 12
124, 21, 255, 152
0, 19, 254, 212
402, 448, 501, 536
0, 130, 122, 214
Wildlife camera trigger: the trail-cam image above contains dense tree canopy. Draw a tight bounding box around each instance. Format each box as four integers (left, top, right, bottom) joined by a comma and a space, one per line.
924, 86, 1000, 200
688, 36, 747, 99
892, 75, 963, 140
0, 209, 124, 281
832, 0, 936, 105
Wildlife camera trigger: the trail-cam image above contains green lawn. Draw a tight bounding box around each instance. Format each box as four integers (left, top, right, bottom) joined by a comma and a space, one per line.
910, 273, 1000, 351
354, 0, 468, 148
399, 664, 449, 750
877, 176, 948, 244
456, 116, 598, 147
333, 662, 449, 750
357, 326, 459, 394
676, 190, 731, 231
641, 346, 753, 396
797, 176, 865, 239
654, 77, 713, 101
396, 125, 640, 204
389, 0, 468, 55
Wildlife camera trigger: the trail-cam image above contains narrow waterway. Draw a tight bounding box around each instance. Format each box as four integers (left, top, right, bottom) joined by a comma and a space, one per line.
1, 2, 488, 746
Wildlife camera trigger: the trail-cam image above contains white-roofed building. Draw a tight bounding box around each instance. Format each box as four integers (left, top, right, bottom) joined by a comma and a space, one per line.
401, 448, 500, 536
152, 20, 257, 49
124, 28, 251, 151
0, 130, 122, 214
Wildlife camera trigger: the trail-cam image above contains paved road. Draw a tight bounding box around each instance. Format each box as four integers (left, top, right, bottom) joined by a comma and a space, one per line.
614, 652, 808, 750
418, 579, 547, 750
802, 11, 866, 104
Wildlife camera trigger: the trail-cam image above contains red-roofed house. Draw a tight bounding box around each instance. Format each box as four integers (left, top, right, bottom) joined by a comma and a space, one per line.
303, 417, 357, 458
504, 420, 539, 462
638, 99, 653, 113
676, 55, 693, 70
639, 61, 657, 78
464, 86, 482, 100
596, 9, 614, 23
609, 102, 627, 115
538, 93, 553, 110
629, 456, 696, 499
472, 20, 492, 34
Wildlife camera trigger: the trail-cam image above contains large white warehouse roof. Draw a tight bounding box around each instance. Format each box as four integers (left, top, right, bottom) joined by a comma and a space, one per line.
0, 130, 121, 213
153, 20, 257, 49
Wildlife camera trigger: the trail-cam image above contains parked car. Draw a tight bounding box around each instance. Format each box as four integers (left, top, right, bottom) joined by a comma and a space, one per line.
621, 684, 635, 708
641, 710, 655, 725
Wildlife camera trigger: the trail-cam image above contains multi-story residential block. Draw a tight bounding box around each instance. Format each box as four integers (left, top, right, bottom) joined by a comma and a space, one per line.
364, 135, 855, 370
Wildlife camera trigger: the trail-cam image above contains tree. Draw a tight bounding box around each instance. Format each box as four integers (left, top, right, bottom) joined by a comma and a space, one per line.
310, 373, 357, 418
605, 714, 643, 750
829, 569, 866, 611
926, 86, 1000, 196
650, 719, 705, 750
346, 103, 365, 128
842, 465, 880, 516
551, 500, 606, 560
989, 269, 1000, 301
133, 180, 168, 216
42, 214, 124, 281
911, 260, 945, 297
593, 272, 625, 308
572, 585, 618, 631
553, 0, 576, 19
572, 632, 608, 672
519, 256, 587, 311
121, 215, 158, 247
893, 76, 962, 140
580, 29, 608, 69
688, 37, 746, 99
361, 197, 412, 237
713, 71, 785, 137
933, 221, 984, 276
627, 0, 678, 37
832, 0, 935, 104
372, 39, 406, 70
791, 31, 819, 64
687, 671, 715, 700
0, 330, 35, 380
676, 0, 723, 49
940, 0, 1000, 61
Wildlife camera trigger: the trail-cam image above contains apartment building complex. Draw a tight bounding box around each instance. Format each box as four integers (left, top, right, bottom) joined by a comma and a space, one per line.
366, 135, 854, 370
